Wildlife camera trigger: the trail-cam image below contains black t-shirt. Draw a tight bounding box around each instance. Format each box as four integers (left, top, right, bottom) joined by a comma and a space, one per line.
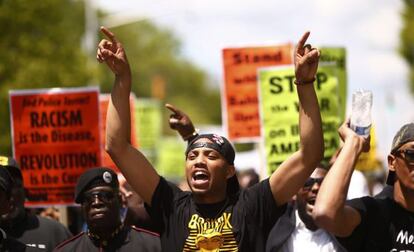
338, 196, 414, 252
0, 228, 26, 252
54, 226, 161, 252
1, 212, 72, 251
146, 177, 286, 252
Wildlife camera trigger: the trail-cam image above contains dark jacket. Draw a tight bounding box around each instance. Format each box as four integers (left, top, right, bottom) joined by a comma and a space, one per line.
265, 202, 296, 252
54, 226, 160, 252
265, 202, 345, 252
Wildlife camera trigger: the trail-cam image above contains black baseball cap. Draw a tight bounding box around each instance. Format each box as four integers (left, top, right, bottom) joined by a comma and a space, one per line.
75, 167, 119, 204
387, 123, 414, 185
0, 168, 13, 197
0, 156, 22, 181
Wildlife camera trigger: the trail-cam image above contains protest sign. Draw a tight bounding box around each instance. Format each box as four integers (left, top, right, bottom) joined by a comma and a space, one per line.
134, 98, 162, 150
155, 137, 186, 181
355, 126, 381, 172
320, 47, 347, 120
258, 65, 343, 174
9, 87, 101, 206
222, 45, 293, 141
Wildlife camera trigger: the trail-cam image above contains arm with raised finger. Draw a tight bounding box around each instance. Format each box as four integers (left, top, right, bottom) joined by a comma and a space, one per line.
100, 26, 160, 205
269, 31, 324, 206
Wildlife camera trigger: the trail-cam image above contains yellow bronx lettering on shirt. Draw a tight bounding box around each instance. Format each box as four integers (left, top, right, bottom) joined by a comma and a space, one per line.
188, 213, 233, 231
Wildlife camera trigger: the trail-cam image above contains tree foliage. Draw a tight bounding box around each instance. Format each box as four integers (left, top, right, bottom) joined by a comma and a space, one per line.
400, 0, 414, 94
0, 0, 94, 155
0, 0, 220, 155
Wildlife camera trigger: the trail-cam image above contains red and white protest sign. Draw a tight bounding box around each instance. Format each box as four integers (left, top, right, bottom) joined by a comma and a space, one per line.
9, 87, 101, 206
222, 44, 293, 141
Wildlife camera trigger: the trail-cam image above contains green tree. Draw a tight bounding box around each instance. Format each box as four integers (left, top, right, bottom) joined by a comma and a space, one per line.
0, 1, 221, 155
0, 0, 94, 155
400, 0, 414, 93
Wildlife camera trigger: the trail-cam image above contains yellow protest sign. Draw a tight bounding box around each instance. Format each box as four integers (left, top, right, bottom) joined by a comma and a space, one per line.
258, 65, 343, 175
355, 126, 380, 171
134, 98, 162, 150
320, 47, 347, 121
155, 137, 186, 181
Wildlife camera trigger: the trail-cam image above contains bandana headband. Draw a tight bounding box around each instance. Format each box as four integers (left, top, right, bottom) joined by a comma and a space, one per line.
186, 142, 223, 157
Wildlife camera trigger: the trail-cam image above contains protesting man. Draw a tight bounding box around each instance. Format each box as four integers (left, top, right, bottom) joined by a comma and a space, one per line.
54, 167, 160, 251
0, 156, 71, 251
313, 121, 414, 251
266, 166, 345, 251
98, 26, 324, 251
0, 165, 26, 251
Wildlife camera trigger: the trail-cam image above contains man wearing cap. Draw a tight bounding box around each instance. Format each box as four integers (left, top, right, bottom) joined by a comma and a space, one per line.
0, 166, 27, 251
0, 168, 13, 217
313, 121, 414, 251
0, 156, 71, 251
98, 26, 324, 251
54, 167, 160, 251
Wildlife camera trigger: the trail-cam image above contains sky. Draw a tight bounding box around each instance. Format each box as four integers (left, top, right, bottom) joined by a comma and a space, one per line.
96, 0, 414, 161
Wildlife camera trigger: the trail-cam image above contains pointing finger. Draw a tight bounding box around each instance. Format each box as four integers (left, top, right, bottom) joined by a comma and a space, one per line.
100, 26, 117, 43
295, 31, 310, 55
165, 103, 180, 115
297, 31, 310, 48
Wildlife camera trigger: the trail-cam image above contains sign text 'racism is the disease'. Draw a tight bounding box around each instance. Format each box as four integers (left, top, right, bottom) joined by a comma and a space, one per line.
10, 87, 101, 206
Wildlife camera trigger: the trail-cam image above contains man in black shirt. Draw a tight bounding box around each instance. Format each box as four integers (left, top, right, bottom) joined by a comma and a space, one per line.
98, 26, 324, 251
54, 167, 160, 251
313, 121, 414, 251
0, 156, 71, 251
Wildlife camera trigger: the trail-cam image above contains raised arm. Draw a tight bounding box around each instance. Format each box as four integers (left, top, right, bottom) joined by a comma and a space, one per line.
312, 120, 369, 237
269, 31, 324, 205
98, 27, 159, 205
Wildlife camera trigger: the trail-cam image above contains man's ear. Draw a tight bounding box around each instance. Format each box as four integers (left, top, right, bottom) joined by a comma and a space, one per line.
388, 154, 396, 172
226, 165, 236, 179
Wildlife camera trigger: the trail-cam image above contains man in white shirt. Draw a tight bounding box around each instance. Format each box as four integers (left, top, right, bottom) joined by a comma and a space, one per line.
266, 167, 345, 252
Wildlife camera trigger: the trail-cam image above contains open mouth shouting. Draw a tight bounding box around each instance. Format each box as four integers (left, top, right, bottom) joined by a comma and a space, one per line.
307, 197, 316, 206
191, 169, 210, 188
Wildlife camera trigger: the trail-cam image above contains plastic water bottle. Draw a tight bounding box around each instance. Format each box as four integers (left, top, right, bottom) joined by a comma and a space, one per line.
350, 90, 372, 137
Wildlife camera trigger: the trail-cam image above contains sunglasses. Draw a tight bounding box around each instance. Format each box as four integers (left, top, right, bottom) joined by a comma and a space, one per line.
303, 177, 324, 189
83, 191, 115, 204
394, 149, 414, 164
